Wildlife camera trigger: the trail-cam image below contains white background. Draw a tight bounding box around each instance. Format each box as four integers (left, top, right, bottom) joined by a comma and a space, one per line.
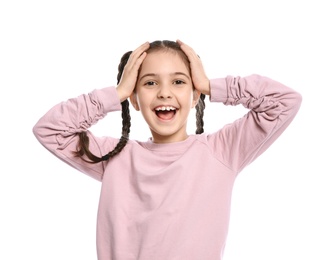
1, 0, 331, 259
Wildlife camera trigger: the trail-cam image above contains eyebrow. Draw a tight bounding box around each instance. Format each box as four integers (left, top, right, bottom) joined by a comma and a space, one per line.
139, 72, 191, 82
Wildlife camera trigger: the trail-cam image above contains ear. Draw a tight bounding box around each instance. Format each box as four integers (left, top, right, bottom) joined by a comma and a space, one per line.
191, 90, 201, 108
129, 92, 140, 111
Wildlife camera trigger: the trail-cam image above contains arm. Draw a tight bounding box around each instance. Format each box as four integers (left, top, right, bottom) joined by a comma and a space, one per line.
33, 42, 150, 181
32, 86, 122, 181
168, 41, 302, 173
209, 74, 302, 173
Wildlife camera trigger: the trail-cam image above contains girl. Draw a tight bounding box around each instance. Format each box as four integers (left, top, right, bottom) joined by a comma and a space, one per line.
33, 40, 302, 259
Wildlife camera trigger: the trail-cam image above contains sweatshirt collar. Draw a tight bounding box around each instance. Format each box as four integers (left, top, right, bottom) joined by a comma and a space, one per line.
139, 135, 196, 152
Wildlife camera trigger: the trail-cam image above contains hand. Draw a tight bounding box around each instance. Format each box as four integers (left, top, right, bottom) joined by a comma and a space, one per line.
177, 39, 210, 95
116, 42, 150, 102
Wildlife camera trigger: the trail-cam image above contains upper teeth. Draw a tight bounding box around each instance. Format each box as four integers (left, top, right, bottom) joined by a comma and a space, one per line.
155, 106, 176, 111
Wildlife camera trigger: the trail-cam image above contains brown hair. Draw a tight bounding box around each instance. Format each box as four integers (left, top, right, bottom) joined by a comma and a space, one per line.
75, 40, 206, 163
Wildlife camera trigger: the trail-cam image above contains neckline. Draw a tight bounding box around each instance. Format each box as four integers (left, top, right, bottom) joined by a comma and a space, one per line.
139, 135, 196, 152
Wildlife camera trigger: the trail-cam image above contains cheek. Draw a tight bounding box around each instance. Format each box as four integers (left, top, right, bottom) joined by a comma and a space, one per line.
136, 90, 152, 108
180, 91, 195, 105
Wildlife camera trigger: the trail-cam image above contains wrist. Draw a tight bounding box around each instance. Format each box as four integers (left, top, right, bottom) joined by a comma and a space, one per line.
116, 86, 129, 102
199, 78, 211, 96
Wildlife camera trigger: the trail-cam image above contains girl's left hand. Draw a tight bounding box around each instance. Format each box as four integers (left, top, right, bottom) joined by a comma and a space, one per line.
177, 39, 210, 95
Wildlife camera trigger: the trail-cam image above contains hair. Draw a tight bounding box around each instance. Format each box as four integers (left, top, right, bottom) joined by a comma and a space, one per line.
75, 40, 206, 163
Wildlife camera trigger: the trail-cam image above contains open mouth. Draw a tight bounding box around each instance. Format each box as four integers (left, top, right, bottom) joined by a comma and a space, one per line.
154, 106, 177, 120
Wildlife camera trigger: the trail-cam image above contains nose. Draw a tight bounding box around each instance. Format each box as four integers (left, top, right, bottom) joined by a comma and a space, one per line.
157, 84, 172, 99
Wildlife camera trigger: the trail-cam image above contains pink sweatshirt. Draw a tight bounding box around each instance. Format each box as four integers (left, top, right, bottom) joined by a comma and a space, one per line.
33, 74, 302, 259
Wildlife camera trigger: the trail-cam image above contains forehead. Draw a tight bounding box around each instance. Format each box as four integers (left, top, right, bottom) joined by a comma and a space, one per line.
139, 51, 190, 74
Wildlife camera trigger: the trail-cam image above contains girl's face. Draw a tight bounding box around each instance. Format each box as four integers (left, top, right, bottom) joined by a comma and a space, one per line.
130, 50, 200, 143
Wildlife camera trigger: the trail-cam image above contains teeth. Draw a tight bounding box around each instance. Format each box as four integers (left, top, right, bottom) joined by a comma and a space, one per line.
155, 106, 176, 111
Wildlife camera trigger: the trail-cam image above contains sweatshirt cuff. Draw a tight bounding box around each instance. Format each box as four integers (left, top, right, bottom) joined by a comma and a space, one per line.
209, 78, 228, 103
95, 86, 122, 113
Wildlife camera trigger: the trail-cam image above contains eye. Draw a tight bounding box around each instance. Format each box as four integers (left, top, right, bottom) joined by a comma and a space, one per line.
144, 81, 157, 86
173, 80, 185, 85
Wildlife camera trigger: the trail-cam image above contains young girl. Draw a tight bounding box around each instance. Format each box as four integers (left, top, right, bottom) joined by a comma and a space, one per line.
33, 40, 302, 259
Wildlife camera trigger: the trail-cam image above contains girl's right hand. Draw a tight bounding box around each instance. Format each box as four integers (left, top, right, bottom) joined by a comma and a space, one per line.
116, 42, 150, 102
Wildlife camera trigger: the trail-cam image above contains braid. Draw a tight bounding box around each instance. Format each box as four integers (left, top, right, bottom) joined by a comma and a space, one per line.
75, 51, 133, 163
195, 94, 206, 134
100, 51, 132, 161
100, 99, 131, 161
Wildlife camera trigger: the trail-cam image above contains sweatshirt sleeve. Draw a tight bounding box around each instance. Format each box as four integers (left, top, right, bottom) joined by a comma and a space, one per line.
207, 74, 302, 174
32, 86, 122, 181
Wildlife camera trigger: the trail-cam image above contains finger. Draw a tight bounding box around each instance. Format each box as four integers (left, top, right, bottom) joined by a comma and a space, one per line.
125, 42, 149, 72
177, 39, 200, 61
120, 42, 149, 84
128, 42, 150, 63
176, 39, 184, 46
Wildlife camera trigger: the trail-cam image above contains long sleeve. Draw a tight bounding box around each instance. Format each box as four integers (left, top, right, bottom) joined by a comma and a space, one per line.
208, 74, 302, 174
32, 86, 122, 181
